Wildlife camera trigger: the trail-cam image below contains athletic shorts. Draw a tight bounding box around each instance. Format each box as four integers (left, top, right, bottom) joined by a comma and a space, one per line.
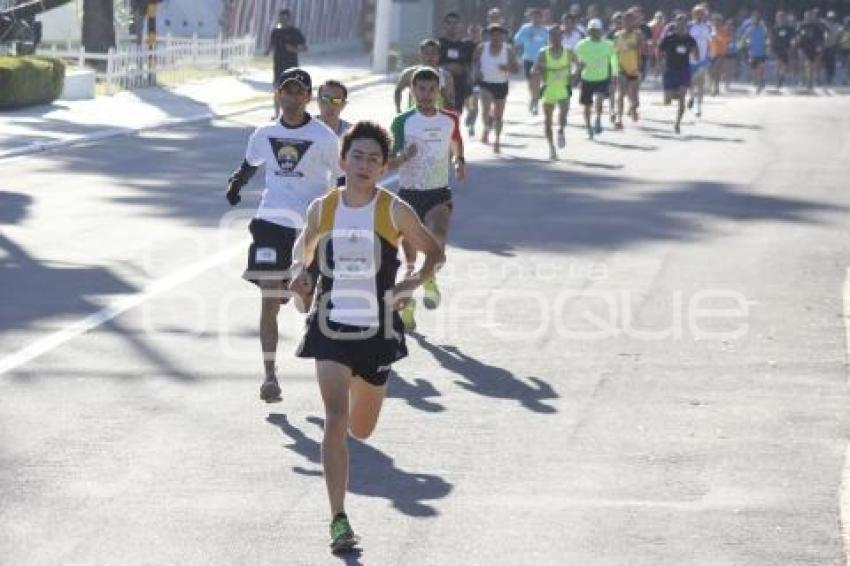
397, 187, 453, 221
523, 60, 535, 78
540, 84, 571, 104
663, 68, 692, 91
619, 73, 640, 83
724, 52, 738, 60
750, 55, 767, 68
296, 315, 407, 386
579, 79, 609, 106
480, 81, 509, 100
243, 218, 318, 286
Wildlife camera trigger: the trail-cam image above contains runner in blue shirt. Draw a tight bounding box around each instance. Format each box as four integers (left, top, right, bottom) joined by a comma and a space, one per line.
513, 7, 549, 115
742, 10, 768, 92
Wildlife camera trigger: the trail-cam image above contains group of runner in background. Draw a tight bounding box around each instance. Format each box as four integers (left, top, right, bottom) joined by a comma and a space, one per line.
414, 3, 850, 152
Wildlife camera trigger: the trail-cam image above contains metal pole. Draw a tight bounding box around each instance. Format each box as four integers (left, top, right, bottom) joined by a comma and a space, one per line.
372, 0, 391, 74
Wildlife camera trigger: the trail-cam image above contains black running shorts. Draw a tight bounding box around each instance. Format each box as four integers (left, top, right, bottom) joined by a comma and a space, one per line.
480, 81, 509, 100
397, 187, 453, 221
580, 79, 610, 106
296, 315, 407, 386
244, 218, 317, 286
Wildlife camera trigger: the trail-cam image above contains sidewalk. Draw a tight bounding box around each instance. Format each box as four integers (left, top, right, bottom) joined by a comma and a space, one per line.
0, 49, 383, 160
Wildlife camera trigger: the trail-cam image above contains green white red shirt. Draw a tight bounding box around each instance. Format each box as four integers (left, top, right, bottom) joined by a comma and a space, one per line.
391, 108, 461, 191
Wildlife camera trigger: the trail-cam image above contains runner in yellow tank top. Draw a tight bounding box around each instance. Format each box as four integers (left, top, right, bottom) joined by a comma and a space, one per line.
614, 9, 644, 127
533, 25, 577, 160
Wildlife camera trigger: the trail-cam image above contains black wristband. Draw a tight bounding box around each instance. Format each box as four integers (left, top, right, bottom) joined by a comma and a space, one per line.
227, 159, 258, 190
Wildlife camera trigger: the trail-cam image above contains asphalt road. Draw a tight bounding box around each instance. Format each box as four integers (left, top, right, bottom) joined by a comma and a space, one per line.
2, 81, 850, 565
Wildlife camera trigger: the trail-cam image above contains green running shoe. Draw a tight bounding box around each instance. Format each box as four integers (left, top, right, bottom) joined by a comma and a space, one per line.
329, 513, 359, 554
422, 277, 441, 310
400, 300, 417, 331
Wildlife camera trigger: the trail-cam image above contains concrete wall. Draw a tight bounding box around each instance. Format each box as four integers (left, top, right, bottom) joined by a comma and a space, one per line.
36, 0, 82, 44
391, 0, 434, 56
158, 0, 223, 39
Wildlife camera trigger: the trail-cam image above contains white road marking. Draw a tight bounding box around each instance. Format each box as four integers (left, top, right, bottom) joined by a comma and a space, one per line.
0, 244, 244, 376
839, 268, 850, 564
0, 173, 399, 376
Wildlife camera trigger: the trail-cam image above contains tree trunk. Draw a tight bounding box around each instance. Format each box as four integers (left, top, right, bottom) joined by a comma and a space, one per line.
82, 0, 115, 53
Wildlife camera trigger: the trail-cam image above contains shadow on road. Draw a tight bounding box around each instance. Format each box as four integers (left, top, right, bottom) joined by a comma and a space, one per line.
266, 413, 453, 517
0, 191, 135, 336
451, 160, 839, 257
386, 370, 445, 413
409, 332, 558, 414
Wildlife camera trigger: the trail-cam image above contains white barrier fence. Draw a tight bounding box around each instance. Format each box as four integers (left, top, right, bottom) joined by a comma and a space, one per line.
37, 35, 255, 94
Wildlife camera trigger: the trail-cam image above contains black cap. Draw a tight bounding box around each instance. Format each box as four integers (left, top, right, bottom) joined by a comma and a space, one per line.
275, 67, 312, 91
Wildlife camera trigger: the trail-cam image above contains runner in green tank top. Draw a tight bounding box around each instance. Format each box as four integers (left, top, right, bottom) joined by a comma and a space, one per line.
534, 25, 577, 160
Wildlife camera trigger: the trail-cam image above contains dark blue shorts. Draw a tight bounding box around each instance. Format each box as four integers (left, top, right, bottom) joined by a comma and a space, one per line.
663, 68, 691, 91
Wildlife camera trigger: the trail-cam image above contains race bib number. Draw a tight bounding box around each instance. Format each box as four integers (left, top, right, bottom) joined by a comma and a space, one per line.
334, 229, 376, 280
676, 45, 688, 54
255, 247, 277, 264
447, 48, 460, 60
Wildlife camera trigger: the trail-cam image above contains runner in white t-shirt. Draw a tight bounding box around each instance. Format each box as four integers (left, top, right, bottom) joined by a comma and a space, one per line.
687, 5, 712, 117
561, 13, 586, 50
225, 68, 342, 403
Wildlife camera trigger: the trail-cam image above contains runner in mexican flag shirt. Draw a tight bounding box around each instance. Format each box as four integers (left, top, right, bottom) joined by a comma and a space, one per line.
389, 67, 465, 332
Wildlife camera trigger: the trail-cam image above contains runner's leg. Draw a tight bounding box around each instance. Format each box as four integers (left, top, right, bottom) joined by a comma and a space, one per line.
480, 89, 494, 144
543, 102, 556, 158
317, 360, 352, 517
349, 376, 388, 440
493, 98, 506, 153
260, 279, 283, 380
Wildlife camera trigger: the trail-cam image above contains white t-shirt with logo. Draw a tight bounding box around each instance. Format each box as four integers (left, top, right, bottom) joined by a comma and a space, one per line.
245, 116, 342, 228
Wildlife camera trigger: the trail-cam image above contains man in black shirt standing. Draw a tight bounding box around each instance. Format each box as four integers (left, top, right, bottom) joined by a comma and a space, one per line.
659, 12, 698, 135
266, 10, 307, 120
439, 12, 476, 115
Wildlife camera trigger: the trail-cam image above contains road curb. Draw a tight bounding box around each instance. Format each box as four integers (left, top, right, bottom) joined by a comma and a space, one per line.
0, 73, 392, 161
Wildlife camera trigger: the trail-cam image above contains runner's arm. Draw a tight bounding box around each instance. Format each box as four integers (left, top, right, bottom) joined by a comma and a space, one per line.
226, 131, 264, 205
449, 112, 464, 181
387, 114, 412, 171
443, 72, 455, 110
471, 44, 483, 84
394, 68, 413, 114
532, 49, 546, 77
609, 44, 620, 77
289, 199, 322, 282
506, 45, 520, 74
392, 201, 444, 285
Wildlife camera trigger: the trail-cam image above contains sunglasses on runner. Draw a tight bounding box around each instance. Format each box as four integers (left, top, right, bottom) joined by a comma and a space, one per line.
318, 94, 346, 105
